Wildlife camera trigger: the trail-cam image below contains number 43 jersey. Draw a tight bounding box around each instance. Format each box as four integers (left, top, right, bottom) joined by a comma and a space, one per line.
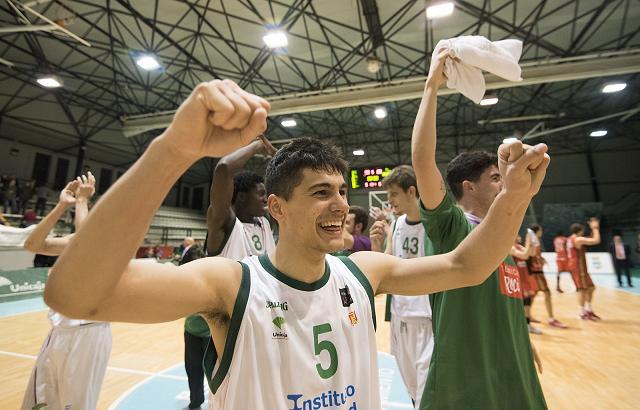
205, 253, 380, 410
390, 214, 433, 320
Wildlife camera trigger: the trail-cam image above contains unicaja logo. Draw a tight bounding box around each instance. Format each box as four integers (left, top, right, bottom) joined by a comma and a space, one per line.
272, 316, 285, 329
9, 281, 45, 293
272, 316, 288, 339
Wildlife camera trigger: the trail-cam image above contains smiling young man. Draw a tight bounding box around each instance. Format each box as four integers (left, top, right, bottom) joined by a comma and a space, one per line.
45, 79, 549, 410
411, 51, 546, 409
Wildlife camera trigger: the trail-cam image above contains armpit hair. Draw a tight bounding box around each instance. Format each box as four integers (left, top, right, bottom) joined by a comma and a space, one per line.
201, 310, 230, 328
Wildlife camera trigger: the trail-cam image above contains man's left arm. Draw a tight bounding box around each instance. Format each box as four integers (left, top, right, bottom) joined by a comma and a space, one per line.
352, 141, 550, 295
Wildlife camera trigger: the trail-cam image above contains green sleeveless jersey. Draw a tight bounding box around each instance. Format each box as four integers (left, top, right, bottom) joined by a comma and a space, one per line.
419, 194, 546, 410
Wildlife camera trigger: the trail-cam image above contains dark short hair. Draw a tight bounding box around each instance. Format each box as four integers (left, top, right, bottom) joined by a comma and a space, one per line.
265, 137, 348, 200
232, 171, 263, 204
570, 223, 584, 234
530, 224, 542, 233
382, 165, 418, 197
349, 205, 369, 231
445, 151, 498, 200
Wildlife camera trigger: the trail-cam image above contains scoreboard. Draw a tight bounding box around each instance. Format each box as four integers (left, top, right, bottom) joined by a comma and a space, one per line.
350, 166, 393, 190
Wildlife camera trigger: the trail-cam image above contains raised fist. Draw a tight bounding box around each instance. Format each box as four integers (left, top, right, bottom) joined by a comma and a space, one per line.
160, 79, 270, 160
497, 140, 550, 203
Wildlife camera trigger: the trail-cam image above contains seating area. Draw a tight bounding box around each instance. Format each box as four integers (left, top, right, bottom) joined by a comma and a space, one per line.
146, 206, 208, 246
2, 200, 208, 247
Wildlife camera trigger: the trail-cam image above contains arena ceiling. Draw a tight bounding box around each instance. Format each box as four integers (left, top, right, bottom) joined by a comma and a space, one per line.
1, 0, 639, 185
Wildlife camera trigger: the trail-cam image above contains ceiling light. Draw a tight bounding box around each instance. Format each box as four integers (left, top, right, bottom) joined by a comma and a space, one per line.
426, 2, 454, 19
353, 149, 365, 156
590, 130, 607, 137
602, 83, 626, 93
367, 56, 381, 73
374, 107, 387, 119
502, 137, 519, 144
36, 76, 63, 88
136, 55, 161, 71
479, 96, 499, 106
281, 119, 296, 127
263, 30, 288, 48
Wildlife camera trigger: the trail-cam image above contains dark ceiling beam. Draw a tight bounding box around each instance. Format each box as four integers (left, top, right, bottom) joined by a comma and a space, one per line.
359, 0, 384, 50
455, 0, 566, 56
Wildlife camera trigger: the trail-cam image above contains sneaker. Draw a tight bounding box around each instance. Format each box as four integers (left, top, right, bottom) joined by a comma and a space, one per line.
587, 311, 602, 321
556, 287, 564, 293
529, 317, 541, 324
528, 324, 543, 335
548, 318, 568, 328
580, 312, 591, 320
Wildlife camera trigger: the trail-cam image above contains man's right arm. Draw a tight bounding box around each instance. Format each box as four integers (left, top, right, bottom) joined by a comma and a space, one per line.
46, 79, 269, 323
411, 51, 450, 210
206, 139, 273, 254
24, 180, 78, 256
576, 218, 601, 247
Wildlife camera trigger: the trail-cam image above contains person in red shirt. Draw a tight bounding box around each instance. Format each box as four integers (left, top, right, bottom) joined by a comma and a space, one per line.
528, 224, 567, 328
553, 232, 570, 293
511, 235, 541, 334
567, 218, 601, 320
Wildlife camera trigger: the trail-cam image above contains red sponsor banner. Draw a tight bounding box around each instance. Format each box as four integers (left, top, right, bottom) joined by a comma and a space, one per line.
499, 262, 523, 299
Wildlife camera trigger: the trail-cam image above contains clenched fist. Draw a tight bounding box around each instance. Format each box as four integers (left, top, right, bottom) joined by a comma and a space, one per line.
159, 79, 270, 160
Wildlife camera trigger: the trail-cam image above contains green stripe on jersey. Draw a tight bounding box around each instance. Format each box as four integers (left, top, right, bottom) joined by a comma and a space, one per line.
259, 253, 330, 291
204, 262, 250, 394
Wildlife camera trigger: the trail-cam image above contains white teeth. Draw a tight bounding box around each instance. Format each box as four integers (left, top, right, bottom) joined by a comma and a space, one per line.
320, 221, 342, 228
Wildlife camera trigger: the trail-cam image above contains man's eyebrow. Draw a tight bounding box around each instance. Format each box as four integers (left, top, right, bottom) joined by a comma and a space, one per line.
306, 182, 333, 191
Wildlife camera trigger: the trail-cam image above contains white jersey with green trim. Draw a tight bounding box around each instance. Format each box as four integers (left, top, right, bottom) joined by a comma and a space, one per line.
216, 216, 275, 260
206, 254, 380, 410
390, 214, 432, 320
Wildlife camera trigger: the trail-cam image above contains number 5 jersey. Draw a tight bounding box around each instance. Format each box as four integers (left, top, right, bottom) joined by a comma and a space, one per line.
205, 253, 380, 410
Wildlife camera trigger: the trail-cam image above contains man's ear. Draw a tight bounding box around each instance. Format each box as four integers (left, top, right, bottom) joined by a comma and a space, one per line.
267, 194, 284, 222
462, 180, 474, 193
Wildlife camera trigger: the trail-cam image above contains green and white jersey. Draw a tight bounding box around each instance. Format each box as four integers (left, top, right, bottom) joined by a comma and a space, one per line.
205, 254, 380, 410
390, 214, 433, 320
189, 217, 275, 337
214, 216, 275, 260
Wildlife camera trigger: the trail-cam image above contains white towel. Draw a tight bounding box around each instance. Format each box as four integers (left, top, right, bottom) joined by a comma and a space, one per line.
433, 36, 523, 104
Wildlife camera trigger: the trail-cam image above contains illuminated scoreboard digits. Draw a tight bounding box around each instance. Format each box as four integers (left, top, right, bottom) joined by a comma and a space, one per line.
350, 166, 393, 190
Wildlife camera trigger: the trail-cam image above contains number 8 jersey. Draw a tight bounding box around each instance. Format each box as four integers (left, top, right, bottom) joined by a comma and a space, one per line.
205, 253, 381, 410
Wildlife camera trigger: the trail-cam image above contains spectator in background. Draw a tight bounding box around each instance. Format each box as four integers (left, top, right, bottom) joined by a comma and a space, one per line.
35, 183, 49, 216
179, 237, 203, 265
3, 176, 18, 214
144, 247, 156, 259
19, 179, 35, 214
343, 205, 371, 252
609, 234, 633, 287
153, 245, 164, 260
20, 209, 38, 228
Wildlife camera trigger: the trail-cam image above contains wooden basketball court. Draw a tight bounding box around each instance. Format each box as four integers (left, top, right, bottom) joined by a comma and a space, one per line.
1, 276, 638, 409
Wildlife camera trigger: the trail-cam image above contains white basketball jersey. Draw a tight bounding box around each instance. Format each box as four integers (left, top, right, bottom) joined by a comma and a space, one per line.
206, 254, 381, 410
390, 215, 432, 320
216, 216, 275, 260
